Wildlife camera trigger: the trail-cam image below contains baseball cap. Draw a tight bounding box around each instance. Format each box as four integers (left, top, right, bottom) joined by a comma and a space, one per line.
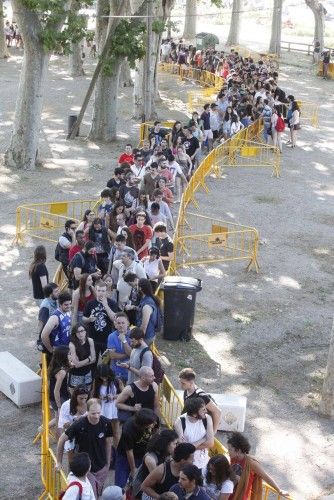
102, 486, 124, 500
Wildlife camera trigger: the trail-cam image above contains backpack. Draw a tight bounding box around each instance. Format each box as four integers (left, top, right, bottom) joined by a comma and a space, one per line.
154, 305, 163, 333
67, 252, 85, 289
59, 481, 83, 500
140, 347, 165, 384
275, 115, 285, 132
180, 415, 207, 432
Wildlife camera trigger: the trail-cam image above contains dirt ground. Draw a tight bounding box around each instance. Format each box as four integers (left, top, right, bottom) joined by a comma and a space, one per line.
0, 49, 333, 499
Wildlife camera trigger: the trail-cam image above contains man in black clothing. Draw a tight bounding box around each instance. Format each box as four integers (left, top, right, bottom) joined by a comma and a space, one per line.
119, 172, 140, 218
115, 408, 159, 488
182, 128, 200, 167
83, 280, 119, 363
56, 219, 76, 277
56, 398, 113, 497
107, 166, 126, 190
71, 241, 102, 289
153, 223, 174, 271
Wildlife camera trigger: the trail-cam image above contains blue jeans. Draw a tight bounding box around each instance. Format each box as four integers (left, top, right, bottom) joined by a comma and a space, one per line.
114, 452, 142, 488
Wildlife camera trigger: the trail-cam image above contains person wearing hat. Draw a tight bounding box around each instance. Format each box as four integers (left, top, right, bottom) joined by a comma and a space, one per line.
102, 485, 125, 500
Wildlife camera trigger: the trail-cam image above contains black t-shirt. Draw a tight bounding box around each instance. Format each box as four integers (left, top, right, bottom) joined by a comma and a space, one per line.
117, 416, 154, 459
119, 185, 140, 208
182, 136, 199, 157
83, 298, 119, 343
183, 387, 211, 406
31, 263, 49, 299
107, 178, 126, 190
66, 415, 113, 472
155, 236, 174, 270
70, 251, 97, 274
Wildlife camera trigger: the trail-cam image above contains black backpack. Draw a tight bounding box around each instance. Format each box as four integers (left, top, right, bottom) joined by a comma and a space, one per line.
180, 415, 207, 432
67, 252, 85, 289
139, 347, 165, 384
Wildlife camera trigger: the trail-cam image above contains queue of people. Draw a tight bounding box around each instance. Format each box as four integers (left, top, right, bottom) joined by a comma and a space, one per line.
26, 44, 291, 499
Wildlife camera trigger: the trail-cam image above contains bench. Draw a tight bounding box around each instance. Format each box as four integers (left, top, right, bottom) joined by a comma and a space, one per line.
0, 351, 41, 407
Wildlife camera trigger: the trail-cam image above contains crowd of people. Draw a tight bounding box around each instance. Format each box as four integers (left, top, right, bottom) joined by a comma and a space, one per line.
4, 20, 22, 48
26, 42, 291, 499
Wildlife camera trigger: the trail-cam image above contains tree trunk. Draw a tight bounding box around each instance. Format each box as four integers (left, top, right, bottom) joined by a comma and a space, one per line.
133, 59, 145, 120
226, 0, 241, 46
269, 0, 283, 55
89, 61, 122, 141
305, 0, 326, 52
5, 1, 49, 169
69, 41, 85, 77
88, 0, 121, 141
143, 0, 154, 121
320, 318, 334, 417
119, 59, 133, 87
0, 0, 9, 58
182, 0, 197, 42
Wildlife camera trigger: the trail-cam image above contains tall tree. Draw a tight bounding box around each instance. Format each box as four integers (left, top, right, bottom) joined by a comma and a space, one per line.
0, 0, 9, 58
269, 0, 283, 55
320, 318, 334, 417
305, 0, 326, 52
69, 0, 85, 77
89, 0, 146, 141
5, 0, 91, 170
182, 0, 197, 41
226, 0, 241, 46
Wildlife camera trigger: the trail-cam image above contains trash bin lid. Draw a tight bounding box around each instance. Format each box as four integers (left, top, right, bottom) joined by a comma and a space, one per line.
161, 276, 202, 291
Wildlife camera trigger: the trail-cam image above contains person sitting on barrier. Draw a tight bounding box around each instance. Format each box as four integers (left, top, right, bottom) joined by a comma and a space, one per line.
116, 366, 159, 423
178, 368, 221, 435
41, 291, 72, 359
57, 398, 113, 498
141, 443, 196, 499
203, 454, 234, 500
169, 464, 211, 500
68, 324, 96, 392
115, 408, 159, 488
226, 432, 289, 498
61, 451, 95, 499
174, 398, 214, 472
117, 327, 154, 385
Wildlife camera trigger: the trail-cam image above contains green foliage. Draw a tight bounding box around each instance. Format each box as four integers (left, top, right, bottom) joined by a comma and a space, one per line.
101, 20, 146, 76
152, 19, 166, 35
21, 0, 94, 53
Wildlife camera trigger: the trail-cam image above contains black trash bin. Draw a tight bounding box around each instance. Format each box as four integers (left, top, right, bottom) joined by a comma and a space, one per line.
68, 114, 79, 138
161, 276, 202, 341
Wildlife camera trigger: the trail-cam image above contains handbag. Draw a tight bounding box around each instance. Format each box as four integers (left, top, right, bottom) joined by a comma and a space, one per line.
293, 123, 301, 130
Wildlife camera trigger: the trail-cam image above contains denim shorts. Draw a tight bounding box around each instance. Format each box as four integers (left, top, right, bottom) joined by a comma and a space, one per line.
68, 371, 92, 388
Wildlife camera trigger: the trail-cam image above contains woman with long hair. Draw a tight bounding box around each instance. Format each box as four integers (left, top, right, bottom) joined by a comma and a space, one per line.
77, 209, 95, 234
57, 385, 89, 456
88, 217, 112, 275
172, 121, 183, 145
120, 226, 135, 249
134, 429, 178, 500
288, 100, 300, 148
204, 455, 234, 500
230, 113, 244, 137
136, 278, 162, 345
68, 324, 96, 392
102, 273, 114, 300
141, 247, 166, 292
72, 273, 96, 326
48, 345, 71, 427
175, 145, 192, 181
92, 364, 124, 445
222, 107, 234, 140
227, 432, 289, 499
29, 245, 49, 304
170, 464, 210, 500
109, 202, 126, 234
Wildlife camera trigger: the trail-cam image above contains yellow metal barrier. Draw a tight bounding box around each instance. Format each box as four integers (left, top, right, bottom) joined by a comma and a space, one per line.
14, 199, 98, 245
40, 354, 68, 500
139, 120, 175, 147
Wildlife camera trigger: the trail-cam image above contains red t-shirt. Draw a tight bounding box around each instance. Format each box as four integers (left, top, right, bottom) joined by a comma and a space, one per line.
69, 244, 82, 261
129, 224, 153, 258
118, 153, 134, 165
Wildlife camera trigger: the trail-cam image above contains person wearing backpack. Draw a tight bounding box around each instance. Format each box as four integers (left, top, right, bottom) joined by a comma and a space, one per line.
271, 107, 285, 153
136, 278, 163, 346
174, 397, 214, 472
178, 368, 221, 435
55, 220, 77, 278
60, 452, 95, 499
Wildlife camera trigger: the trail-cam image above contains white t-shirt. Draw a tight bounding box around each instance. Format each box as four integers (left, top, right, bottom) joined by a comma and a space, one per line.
204, 477, 234, 498
168, 161, 184, 184
62, 473, 95, 500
